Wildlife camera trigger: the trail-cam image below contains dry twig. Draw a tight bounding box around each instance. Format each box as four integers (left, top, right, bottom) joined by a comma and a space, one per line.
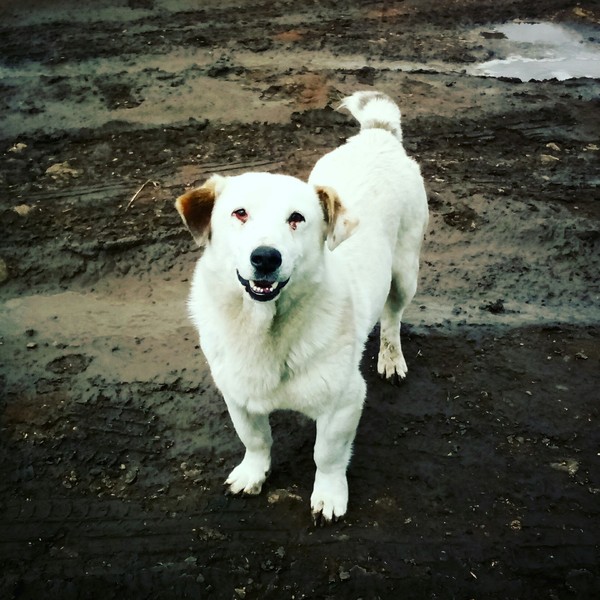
126, 179, 159, 211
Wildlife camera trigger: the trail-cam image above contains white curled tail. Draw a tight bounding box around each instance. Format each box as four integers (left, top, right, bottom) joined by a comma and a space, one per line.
339, 91, 403, 143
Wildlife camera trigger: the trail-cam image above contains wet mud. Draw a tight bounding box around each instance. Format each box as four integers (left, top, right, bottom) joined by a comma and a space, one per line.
1, 1, 599, 598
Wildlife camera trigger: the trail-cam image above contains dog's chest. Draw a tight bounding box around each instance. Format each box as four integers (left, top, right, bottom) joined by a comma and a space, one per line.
201, 307, 345, 415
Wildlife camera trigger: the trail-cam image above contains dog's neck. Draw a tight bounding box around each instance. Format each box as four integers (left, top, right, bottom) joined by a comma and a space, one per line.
245, 274, 325, 330
219, 267, 328, 338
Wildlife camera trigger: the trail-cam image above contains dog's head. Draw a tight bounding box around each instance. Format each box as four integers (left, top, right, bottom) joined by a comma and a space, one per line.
176, 172, 356, 302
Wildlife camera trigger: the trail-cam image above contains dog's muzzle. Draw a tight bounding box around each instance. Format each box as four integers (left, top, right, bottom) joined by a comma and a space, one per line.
237, 246, 289, 302
236, 271, 289, 302
237, 245, 289, 302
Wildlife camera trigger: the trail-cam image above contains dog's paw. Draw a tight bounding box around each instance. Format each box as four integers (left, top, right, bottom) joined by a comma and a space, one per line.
377, 343, 408, 383
310, 472, 348, 525
225, 454, 270, 496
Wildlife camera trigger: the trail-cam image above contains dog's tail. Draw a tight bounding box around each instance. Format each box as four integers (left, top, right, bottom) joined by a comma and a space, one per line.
339, 91, 403, 143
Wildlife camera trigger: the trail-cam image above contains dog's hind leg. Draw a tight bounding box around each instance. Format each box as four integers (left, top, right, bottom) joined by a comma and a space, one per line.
377, 251, 419, 383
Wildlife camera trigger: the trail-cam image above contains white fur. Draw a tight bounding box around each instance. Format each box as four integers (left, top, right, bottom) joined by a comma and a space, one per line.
181, 91, 428, 523
339, 90, 403, 142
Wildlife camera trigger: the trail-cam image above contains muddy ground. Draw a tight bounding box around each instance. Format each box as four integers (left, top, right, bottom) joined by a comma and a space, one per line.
1, 0, 599, 598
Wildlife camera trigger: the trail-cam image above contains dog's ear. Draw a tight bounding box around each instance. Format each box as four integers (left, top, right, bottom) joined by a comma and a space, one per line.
316, 185, 358, 251
175, 175, 224, 247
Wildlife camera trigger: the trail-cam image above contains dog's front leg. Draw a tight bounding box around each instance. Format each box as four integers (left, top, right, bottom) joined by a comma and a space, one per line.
311, 379, 365, 524
224, 401, 272, 496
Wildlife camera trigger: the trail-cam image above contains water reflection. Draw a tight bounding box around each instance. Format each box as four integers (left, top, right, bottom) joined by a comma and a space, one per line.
473, 22, 600, 81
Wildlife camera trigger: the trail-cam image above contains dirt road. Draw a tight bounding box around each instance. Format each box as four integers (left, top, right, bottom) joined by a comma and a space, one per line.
1, 1, 599, 598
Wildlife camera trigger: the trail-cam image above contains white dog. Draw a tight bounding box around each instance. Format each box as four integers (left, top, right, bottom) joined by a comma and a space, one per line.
176, 91, 428, 523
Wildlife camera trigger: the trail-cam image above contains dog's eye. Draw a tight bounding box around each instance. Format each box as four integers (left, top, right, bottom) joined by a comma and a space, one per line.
288, 212, 305, 230
232, 208, 248, 223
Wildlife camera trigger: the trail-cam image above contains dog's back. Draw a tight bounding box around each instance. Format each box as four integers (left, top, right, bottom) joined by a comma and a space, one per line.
309, 92, 428, 337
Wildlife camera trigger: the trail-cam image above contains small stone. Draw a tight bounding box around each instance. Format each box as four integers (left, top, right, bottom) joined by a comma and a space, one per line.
8, 142, 27, 153
124, 468, 138, 485
481, 298, 505, 314
540, 154, 559, 163
45, 161, 81, 180
550, 459, 579, 476
13, 204, 32, 216
267, 488, 303, 504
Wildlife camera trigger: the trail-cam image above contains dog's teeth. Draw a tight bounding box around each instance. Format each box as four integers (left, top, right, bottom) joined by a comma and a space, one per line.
251, 281, 279, 294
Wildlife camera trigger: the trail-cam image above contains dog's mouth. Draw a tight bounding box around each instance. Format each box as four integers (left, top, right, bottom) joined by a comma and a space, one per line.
236, 271, 289, 302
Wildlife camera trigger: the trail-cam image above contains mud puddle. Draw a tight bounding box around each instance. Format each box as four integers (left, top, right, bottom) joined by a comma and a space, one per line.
472, 21, 600, 81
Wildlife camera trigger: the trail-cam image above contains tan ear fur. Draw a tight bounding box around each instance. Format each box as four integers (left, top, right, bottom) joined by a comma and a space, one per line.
316, 185, 358, 250
175, 177, 220, 247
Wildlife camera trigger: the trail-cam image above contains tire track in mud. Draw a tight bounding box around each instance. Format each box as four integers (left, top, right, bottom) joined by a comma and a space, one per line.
2, 326, 598, 597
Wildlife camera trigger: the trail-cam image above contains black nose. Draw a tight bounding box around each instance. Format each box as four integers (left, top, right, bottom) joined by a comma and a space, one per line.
250, 246, 282, 274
